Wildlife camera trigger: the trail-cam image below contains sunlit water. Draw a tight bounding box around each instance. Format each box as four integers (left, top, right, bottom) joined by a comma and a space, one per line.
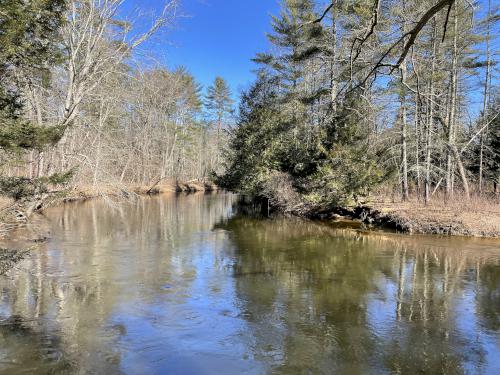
0, 193, 499, 374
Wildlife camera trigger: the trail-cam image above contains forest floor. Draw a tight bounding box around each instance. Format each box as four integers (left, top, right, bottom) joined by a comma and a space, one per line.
365, 194, 500, 237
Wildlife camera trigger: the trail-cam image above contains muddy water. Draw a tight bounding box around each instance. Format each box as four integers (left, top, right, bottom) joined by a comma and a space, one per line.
0, 193, 498, 374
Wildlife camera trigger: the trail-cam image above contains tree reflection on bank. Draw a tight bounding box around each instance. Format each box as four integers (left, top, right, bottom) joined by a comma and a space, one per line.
0, 194, 498, 374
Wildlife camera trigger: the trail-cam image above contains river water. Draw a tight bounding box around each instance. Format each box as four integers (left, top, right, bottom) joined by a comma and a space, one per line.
0, 193, 498, 374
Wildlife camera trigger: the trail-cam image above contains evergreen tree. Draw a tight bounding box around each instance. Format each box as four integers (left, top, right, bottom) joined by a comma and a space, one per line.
253, 0, 317, 116
0, 0, 68, 203
218, 0, 387, 210
217, 74, 281, 194
204, 77, 233, 167
483, 97, 500, 193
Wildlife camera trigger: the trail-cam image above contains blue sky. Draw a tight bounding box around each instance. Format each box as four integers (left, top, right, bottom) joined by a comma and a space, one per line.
124, 0, 497, 115
125, 0, 281, 98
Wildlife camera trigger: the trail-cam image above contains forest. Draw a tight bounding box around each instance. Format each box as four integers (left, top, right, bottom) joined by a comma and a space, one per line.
219, 0, 499, 216
0, 0, 499, 233
0, 0, 234, 223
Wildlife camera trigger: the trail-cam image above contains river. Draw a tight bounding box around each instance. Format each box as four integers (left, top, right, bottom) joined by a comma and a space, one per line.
0, 193, 498, 374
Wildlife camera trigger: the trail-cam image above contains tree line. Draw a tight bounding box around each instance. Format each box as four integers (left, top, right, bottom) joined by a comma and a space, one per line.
219, 0, 499, 212
1, 0, 498, 217
0, 0, 234, 213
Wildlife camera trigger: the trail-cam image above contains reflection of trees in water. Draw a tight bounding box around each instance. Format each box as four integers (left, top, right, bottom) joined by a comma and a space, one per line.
380, 244, 497, 374
0, 315, 76, 374
475, 263, 499, 332
0, 193, 237, 374
0, 196, 497, 374
220, 216, 500, 374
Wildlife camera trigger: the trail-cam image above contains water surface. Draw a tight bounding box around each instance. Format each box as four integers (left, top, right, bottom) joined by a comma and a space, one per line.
0, 193, 499, 374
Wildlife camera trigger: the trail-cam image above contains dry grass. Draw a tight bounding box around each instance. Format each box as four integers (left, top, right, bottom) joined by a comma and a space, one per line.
370, 193, 500, 237
0, 196, 13, 212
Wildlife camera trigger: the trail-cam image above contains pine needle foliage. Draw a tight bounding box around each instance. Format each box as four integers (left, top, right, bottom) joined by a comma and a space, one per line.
0, 0, 68, 202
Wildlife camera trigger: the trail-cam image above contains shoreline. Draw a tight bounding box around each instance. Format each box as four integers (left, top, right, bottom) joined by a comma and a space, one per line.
2, 188, 499, 244
60, 181, 219, 203
0, 181, 219, 240
247, 194, 500, 238
304, 200, 500, 238
0, 189, 498, 276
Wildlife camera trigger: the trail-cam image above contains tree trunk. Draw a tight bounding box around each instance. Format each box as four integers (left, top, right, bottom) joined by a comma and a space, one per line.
451, 144, 470, 198
415, 97, 421, 197
93, 133, 102, 188
425, 22, 438, 205
216, 112, 222, 168
479, 0, 491, 194
330, 1, 338, 113
400, 62, 409, 201
446, 7, 458, 198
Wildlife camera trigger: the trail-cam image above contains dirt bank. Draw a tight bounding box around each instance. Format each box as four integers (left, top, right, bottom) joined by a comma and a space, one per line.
368, 197, 500, 237
309, 196, 500, 238
234, 192, 500, 238
62, 180, 218, 202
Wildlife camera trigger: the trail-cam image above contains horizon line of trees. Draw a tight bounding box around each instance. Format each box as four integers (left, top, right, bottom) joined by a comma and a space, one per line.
1, 0, 499, 219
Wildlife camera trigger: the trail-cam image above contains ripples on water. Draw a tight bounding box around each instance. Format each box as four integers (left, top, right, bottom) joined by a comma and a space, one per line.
0, 193, 498, 374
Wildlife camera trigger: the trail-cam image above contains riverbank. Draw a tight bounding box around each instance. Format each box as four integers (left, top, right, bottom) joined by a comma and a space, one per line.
0, 180, 219, 239
370, 196, 500, 237
308, 195, 500, 238
2, 187, 499, 243
61, 180, 218, 203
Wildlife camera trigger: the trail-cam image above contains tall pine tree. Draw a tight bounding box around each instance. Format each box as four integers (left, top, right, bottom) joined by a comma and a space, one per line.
204, 77, 233, 168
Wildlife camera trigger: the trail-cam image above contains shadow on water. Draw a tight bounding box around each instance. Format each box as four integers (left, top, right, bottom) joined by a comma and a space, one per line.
0, 193, 498, 374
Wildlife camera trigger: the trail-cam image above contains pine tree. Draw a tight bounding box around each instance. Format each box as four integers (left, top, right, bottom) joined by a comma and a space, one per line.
216, 73, 281, 195
0, 0, 68, 204
484, 97, 500, 193
253, 0, 317, 114
204, 77, 233, 167
218, 0, 388, 210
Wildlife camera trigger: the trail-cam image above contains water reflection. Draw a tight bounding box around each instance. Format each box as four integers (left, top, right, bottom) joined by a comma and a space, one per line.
0, 194, 498, 374
221, 217, 499, 374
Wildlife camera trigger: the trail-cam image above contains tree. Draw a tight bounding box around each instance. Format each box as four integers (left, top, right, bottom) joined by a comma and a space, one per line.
489, 112, 500, 193
478, 0, 493, 193
219, 0, 498, 213
217, 74, 281, 195
217, 0, 388, 210
0, 0, 68, 206
475, 95, 500, 193
0, 0, 67, 152
1, 0, 185, 209
204, 77, 233, 168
